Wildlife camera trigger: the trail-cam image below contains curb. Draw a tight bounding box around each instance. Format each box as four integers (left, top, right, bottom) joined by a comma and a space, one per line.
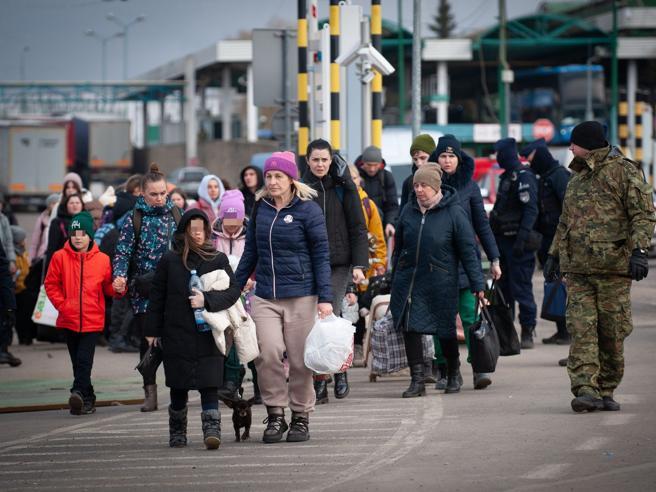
0, 398, 143, 414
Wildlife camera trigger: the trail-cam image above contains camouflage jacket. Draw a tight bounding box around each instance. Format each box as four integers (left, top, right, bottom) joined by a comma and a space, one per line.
549, 146, 655, 275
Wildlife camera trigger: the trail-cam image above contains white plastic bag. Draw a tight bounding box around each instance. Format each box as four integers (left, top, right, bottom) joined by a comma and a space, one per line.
304, 314, 355, 374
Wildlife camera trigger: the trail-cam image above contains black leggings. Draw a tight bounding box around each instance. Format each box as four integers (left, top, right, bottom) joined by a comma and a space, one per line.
170, 387, 219, 411
403, 332, 459, 367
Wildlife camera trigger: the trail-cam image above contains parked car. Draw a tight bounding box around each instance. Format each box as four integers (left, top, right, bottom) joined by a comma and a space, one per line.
167, 166, 209, 199
476, 163, 504, 214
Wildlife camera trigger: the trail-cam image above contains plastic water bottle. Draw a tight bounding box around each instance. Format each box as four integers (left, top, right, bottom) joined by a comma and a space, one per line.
189, 270, 209, 332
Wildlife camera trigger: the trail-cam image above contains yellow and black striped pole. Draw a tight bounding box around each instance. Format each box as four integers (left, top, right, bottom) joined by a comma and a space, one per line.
618, 91, 628, 155
298, 0, 309, 156
371, 0, 383, 148
330, 0, 340, 152
635, 93, 645, 164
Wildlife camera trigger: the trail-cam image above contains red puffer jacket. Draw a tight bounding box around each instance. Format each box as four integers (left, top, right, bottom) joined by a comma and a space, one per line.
44, 241, 117, 333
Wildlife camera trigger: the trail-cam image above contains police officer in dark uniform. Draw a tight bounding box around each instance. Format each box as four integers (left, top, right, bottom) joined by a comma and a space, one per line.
490, 138, 539, 349
520, 138, 571, 345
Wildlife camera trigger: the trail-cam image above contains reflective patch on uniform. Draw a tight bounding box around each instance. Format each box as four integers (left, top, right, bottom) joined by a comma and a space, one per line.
518, 182, 530, 190
519, 191, 531, 203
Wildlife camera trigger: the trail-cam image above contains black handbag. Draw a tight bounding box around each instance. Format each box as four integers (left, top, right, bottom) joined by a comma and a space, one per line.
486, 281, 521, 356
135, 343, 162, 378
468, 304, 500, 374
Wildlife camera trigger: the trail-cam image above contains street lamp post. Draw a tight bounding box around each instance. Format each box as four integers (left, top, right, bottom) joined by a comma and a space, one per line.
106, 12, 146, 80
19, 46, 30, 112
19, 45, 30, 81
85, 29, 123, 82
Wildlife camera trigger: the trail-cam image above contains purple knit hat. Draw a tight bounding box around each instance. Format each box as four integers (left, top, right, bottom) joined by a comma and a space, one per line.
219, 189, 245, 226
264, 151, 299, 180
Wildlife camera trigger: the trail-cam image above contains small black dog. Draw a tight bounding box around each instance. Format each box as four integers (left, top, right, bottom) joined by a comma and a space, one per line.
222, 397, 255, 442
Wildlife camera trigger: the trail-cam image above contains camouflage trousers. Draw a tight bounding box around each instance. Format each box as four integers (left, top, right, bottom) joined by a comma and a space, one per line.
566, 274, 633, 398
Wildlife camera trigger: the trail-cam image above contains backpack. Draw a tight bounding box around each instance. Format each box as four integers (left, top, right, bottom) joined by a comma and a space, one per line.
132, 206, 182, 245
129, 206, 182, 297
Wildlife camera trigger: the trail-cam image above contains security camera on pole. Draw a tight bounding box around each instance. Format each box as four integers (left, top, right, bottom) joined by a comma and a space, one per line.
335, 17, 394, 149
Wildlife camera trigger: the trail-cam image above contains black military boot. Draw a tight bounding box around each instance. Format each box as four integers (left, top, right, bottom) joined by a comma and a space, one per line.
200, 409, 221, 449
434, 363, 448, 390
602, 396, 621, 411
333, 372, 350, 399
262, 408, 288, 443
286, 412, 310, 442
402, 364, 426, 398
445, 358, 462, 394
168, 406, 188, 447
314, 378, 329, 404
521, 326, 535, 349
571, 394, 604, 413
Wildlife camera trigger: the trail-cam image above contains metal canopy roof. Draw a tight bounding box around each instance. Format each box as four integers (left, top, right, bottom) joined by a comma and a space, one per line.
473, 13, 610, 60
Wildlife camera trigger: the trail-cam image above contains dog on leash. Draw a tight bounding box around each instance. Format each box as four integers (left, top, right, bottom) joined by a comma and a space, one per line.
222, 397, 255, 442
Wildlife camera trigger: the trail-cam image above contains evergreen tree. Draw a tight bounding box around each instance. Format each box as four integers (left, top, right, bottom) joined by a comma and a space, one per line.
429, 0, 456, 39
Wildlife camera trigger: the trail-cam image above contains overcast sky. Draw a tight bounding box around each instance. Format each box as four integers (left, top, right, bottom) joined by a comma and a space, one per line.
1, 0, 546, 82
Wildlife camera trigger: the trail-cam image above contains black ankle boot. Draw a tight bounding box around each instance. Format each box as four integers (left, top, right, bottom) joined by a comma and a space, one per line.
445, 358, 462, 394
521, 326, 535, 349
314, 378, 329, 404
286, 412, 310, 442
402, 363, 426, 398
333, 372, 349, 399
262, 408, 288, 443
434, 363, 448, 390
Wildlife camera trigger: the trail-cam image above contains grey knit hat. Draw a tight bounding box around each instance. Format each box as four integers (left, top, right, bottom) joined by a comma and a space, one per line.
361, 145, 383, 163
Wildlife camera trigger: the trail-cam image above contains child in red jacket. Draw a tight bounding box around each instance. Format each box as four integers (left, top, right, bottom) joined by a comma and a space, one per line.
45, 211, 118, 415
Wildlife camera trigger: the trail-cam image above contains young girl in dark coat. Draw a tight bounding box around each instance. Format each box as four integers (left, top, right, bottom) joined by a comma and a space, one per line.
146, 209, 242, 450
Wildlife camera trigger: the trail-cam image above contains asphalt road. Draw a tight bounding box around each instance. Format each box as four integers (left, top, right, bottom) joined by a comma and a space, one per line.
1, 260, 655, 491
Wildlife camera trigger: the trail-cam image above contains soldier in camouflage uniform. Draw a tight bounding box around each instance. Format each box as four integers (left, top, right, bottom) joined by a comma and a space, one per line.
545, 121, 656, 413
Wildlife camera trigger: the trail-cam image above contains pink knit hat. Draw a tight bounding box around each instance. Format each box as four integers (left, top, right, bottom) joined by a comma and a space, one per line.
218, 189, 245, 226
264, 151, 299, 180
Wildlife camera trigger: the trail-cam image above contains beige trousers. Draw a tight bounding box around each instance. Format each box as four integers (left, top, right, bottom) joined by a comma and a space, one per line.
251, 295, 317, 414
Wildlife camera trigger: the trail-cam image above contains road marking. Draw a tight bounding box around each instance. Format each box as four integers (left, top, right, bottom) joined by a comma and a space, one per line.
307, 395, 444, 492
0, 412, 134, 454
575, 437, 610, 451
601, 413, 635, 426
522, 463, 570, 480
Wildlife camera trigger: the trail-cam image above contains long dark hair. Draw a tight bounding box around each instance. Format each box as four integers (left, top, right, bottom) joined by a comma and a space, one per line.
58, 192, 85, 217
176, 215, 219, 271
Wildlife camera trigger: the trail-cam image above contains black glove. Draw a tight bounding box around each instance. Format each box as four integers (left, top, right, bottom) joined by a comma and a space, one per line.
512, 238, 526, 257
629, 248, 649, 281
543, 255, 560, 282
